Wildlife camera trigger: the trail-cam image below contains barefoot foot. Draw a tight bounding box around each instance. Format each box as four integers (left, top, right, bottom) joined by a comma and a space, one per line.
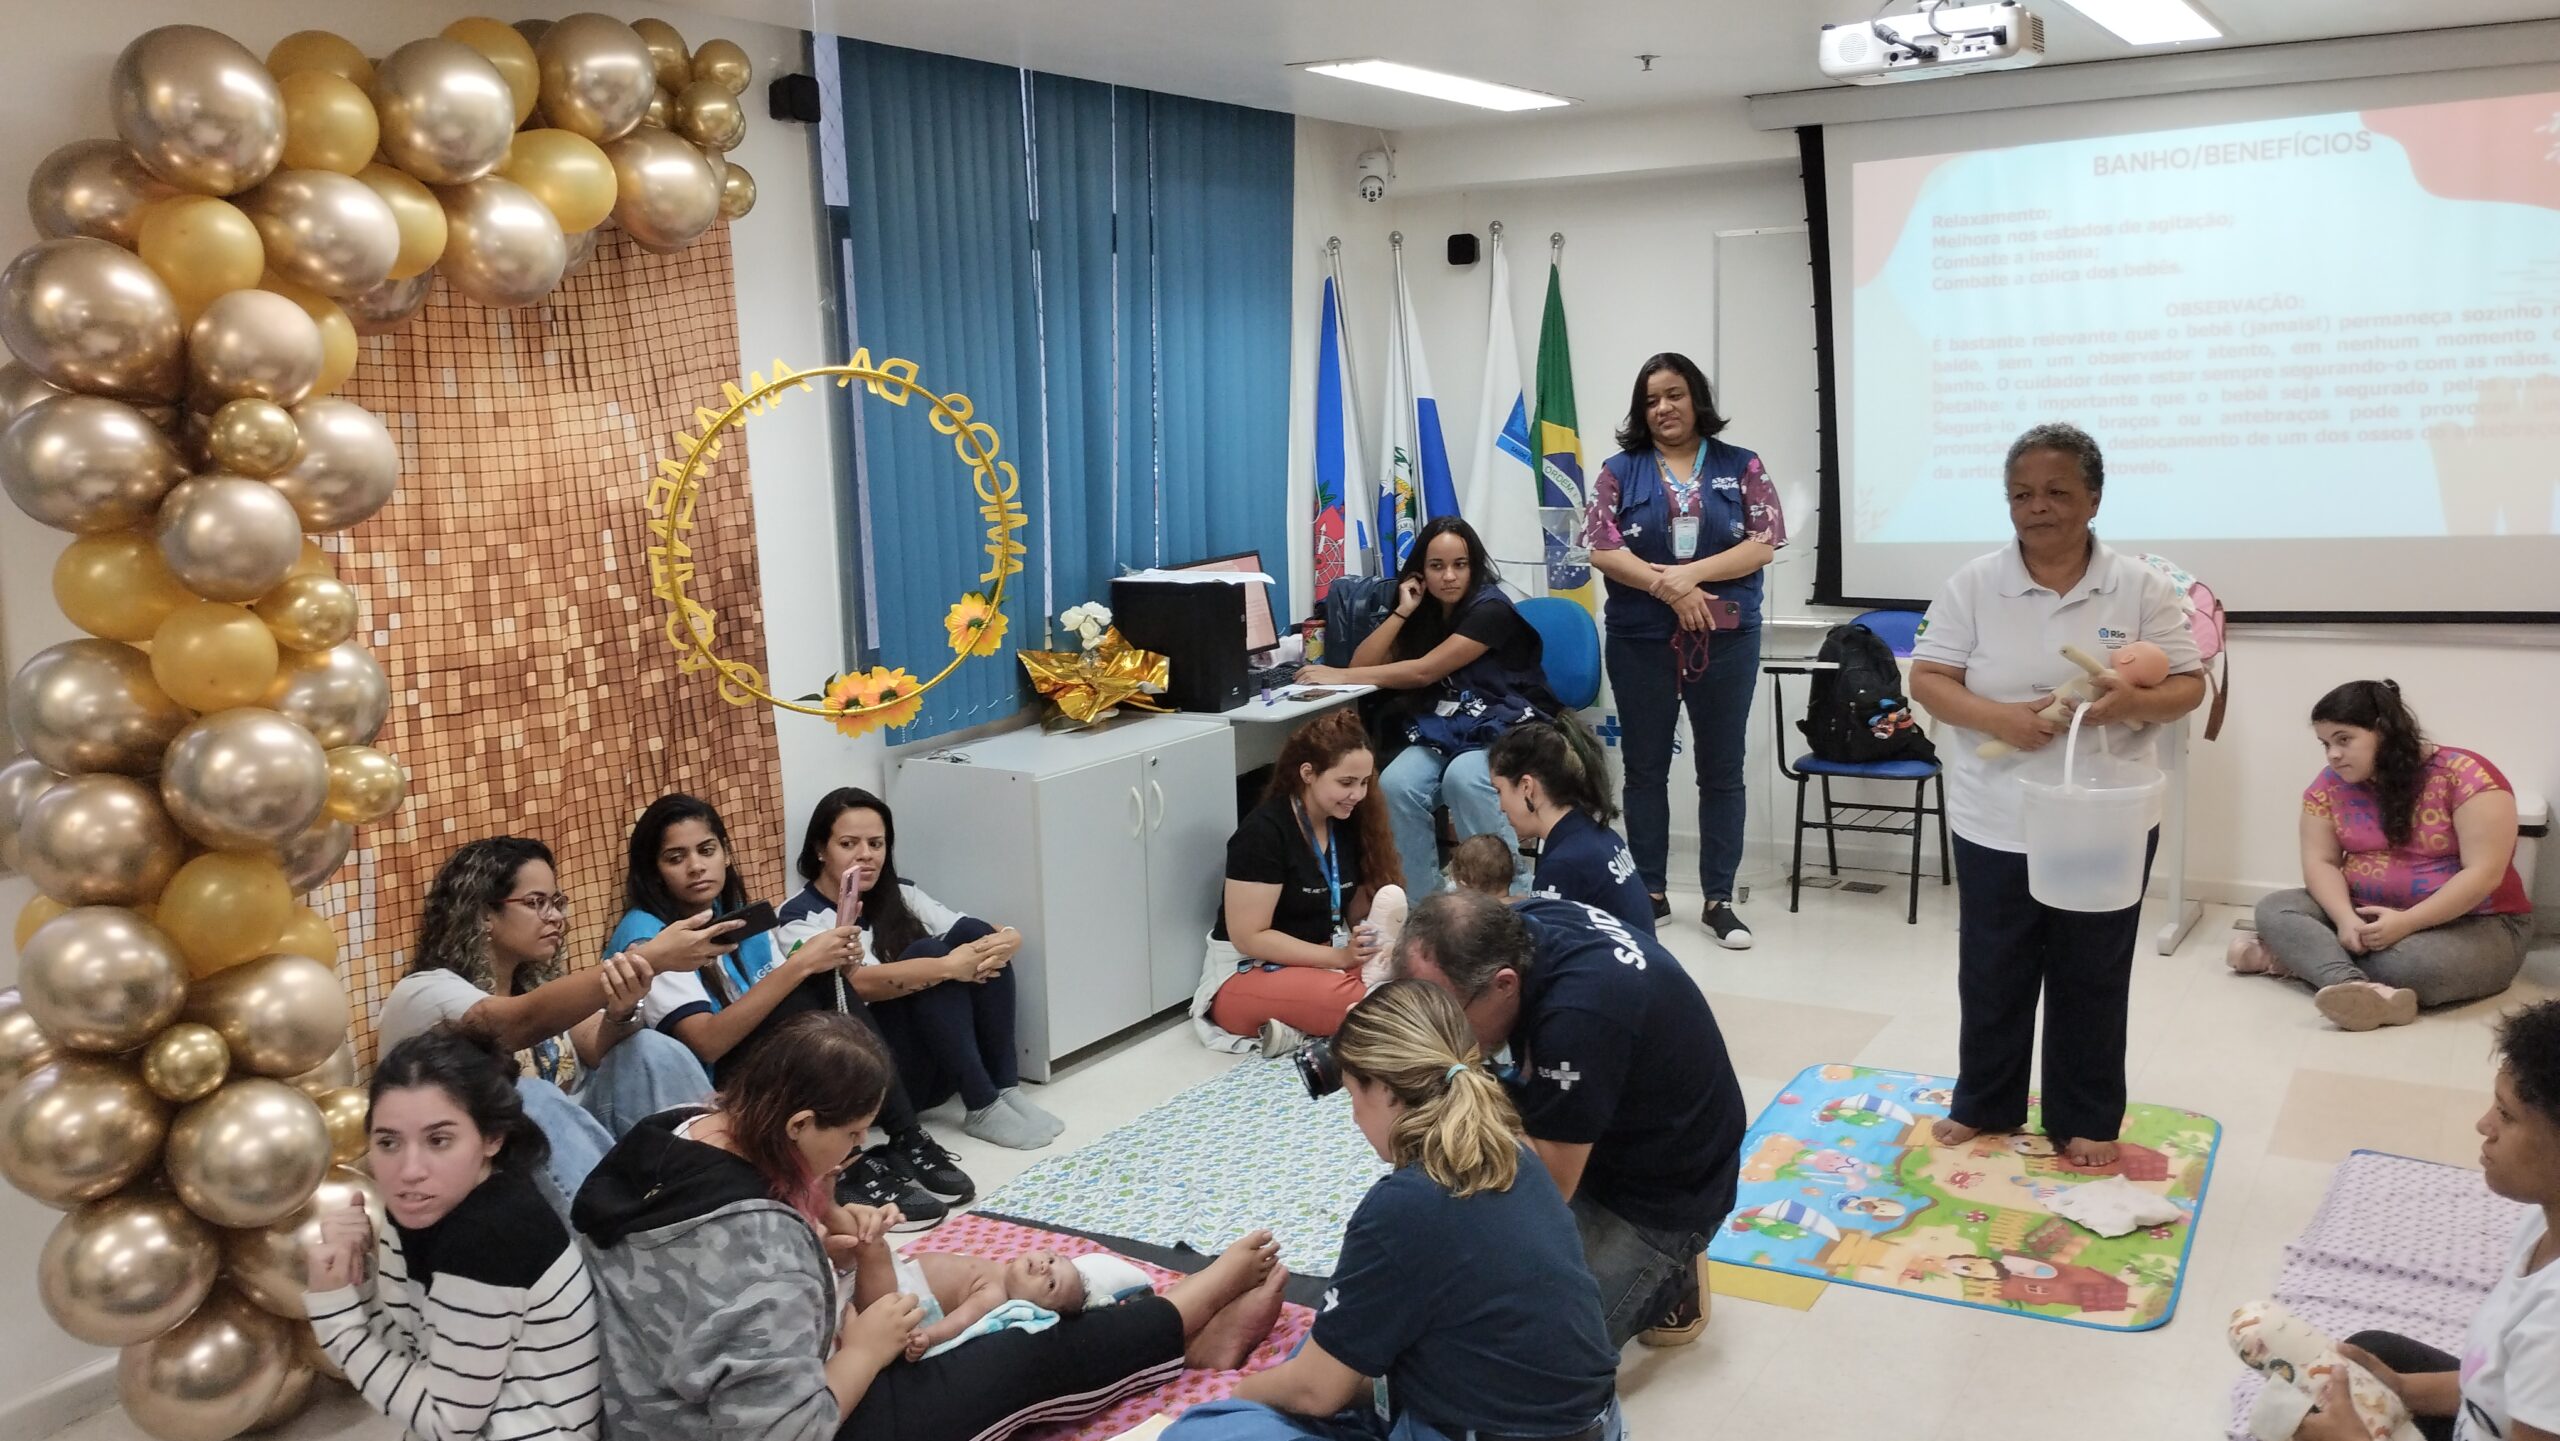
1931, 1118, 1982, 1146
1166, 1230, 1279, 1336
1185, 1263, 1289, 1371
2063, 1137, 2120, 1168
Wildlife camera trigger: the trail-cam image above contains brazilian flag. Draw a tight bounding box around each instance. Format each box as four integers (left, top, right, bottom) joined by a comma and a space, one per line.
1530, 262, 1595, 611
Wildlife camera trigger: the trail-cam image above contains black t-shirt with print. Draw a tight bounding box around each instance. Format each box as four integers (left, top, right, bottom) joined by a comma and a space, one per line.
1211, 795, 1362, 946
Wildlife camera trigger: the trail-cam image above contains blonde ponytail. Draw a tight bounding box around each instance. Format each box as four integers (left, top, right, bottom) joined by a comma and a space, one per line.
1334, 980, 1524, 1198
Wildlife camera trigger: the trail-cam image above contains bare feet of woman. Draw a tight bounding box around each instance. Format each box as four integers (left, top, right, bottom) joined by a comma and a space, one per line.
1185, 1262, 1290, 1371
1164, 1230, 1280, 1339
1931, 1117, 1982, 1146
2063, 1137, 2120, 1167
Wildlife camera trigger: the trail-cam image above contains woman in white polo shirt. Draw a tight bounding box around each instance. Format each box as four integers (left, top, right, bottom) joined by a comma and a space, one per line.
1907, 423, 2206, 1168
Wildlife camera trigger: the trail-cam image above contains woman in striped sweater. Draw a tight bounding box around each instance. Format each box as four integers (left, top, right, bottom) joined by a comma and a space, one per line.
305, 1026, 601, 1441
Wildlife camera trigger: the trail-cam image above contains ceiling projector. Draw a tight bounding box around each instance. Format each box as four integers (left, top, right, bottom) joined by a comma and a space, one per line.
1819, 1, 2046, 84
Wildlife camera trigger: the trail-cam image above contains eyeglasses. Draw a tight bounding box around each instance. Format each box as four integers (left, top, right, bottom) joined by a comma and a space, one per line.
503, 894, 570, 919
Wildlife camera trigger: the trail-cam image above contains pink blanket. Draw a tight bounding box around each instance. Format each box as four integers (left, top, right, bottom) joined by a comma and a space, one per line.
904, 1214, 1315, 1441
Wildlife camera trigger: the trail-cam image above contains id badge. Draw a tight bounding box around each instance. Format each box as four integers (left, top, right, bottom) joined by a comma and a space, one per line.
1672, 515, 1701, 558
1330, 923, 1351, 950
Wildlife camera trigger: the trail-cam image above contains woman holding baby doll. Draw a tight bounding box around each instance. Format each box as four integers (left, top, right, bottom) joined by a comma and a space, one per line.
573, 1011, 1288, 1441
1906, 422, 2205, 1168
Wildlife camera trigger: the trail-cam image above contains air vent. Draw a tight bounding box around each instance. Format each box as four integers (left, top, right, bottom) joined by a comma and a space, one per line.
1841, 880, 1889, 895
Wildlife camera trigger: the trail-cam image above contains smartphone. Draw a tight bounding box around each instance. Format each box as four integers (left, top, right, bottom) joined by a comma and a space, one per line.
718, 900, 780, 943
1707, 597, 1743, 631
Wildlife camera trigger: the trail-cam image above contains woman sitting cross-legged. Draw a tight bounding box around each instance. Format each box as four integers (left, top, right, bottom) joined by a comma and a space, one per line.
1168, 980, 1624, 1441
1297, 516, 1557, 896
377, 836, 716, 1206
2291, 998, 2560, 1441
775, 787, 1061, 1151
1193, 709, 1405, 1056
607, 794, 969, 1227
573, 1010, 1291, 1441
2235, 680, 2534, 1031
305, 1025, 600, 1441
1487, 717, 1653, 936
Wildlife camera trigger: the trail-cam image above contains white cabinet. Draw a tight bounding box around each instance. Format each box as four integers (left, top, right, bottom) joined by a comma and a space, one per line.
888, 716, 1236, 1080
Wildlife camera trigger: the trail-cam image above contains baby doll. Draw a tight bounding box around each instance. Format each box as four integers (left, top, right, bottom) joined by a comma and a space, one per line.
2227, 1300, 2421, 1441
1976, 641, 2170, 758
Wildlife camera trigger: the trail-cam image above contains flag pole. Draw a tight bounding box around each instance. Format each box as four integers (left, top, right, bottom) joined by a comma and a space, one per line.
1325, 234, 1360, 410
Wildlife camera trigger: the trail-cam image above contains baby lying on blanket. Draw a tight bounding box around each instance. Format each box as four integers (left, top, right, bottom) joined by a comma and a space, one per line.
837, 1208, 1159, 1359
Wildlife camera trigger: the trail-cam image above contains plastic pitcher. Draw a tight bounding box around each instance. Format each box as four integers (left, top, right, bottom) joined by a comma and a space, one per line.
2018, 708, 2165, 912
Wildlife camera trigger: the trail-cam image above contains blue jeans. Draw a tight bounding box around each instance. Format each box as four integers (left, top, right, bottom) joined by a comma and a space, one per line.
1168, 1398, 1626, 1441
1605, 625, 1761, 903
1570, 1190, 1704, 1350
517, 1029, 712, 1210
1380, 745, 1523, 897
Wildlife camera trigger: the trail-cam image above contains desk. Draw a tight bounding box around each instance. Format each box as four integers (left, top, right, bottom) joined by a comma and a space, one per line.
1214, 684, 1375, 775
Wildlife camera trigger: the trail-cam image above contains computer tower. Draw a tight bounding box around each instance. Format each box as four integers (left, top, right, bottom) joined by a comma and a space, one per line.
1110, 578, 1249, 713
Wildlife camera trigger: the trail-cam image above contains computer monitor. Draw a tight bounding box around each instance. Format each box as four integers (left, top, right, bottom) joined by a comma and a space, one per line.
1169, 551, 1278, 653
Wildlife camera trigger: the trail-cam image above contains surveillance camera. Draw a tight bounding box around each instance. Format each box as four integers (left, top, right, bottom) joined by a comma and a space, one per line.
1358, 174, 1387, 203
1356, 147, 1393, 203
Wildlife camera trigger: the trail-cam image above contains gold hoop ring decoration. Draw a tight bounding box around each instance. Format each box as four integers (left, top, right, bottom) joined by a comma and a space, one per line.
648, 355, 1025, 739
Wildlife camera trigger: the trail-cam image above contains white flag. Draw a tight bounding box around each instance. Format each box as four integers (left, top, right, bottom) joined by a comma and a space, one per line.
1461, 237, 1544, 593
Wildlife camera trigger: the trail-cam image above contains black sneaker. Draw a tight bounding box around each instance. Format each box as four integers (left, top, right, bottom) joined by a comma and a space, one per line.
1638, 1258, 1709, 1348
888, 1128, 976, 1204
1649, 893, 1672, 922
835, 1150, 946, 1231
1700, 902, 1754, 951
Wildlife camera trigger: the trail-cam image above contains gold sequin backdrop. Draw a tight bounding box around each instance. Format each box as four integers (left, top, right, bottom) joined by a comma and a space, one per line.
326, 225, 783, 1060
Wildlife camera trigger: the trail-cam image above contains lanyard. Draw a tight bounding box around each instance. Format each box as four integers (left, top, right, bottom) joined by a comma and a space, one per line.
1656, 446, 1706, 513
1293, 800, 1344, 929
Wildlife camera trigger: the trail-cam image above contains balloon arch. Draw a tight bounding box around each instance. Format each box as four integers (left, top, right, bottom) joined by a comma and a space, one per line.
0, 15, 759, 1439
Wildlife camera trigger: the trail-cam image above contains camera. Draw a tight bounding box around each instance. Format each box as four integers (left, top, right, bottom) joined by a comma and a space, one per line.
1356, 147, 1393, 204
1293, 1037, 1341, 1099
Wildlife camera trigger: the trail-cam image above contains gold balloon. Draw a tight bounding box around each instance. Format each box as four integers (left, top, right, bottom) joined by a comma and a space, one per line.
259, 643, 387, 750
39, 1190, 221, 1345
720, 160, 757, 221
371, 38, 517, 186
28, 139, 181, 245
2, 755, 62, 873
0, 394, 187, 534
253, 575, 357, 654
17, 905, 186, 1053
7, 638, 190, 776
341, 269, 435, 335
438, 176, 568, 307
321, 746, 405, 825
501, 129, 618, 235
0, 985, 64, 1079
260, 276, 359, 398
136, 196, 267, 326
154, 474, 303, 602
273, 817, 353, 896
631, 19, 692, 92
165, 1077, 332, 1226
246, 1362, 316, 1433
276, 72, 378, 176
151, 603, 282, 714
282, 1036, 354, 1098
443, 18, 542, 126
673, 80, 746, 153
272, 398, 397, 532
184, 953, 347, 1078
266, 31, 372, 90
605, 127, 720, 250
354, 164, 446, 280
142, 1023, 231, 1103
15, 774, 185, 908
206, 399, 299, 479
223, 1165, 380, 1318
116, 1285, 294, 1441
0, 1055, 168, 1206
160, 708, 330, 853
114, 26, 287, 196
538, 14, 657, 144
297, 1327, 343, 1383
0, 238, 186, 401
313, 1088, 368, 1167
238, 171, 400, 299
56, 531, 198, 642
288, 538, 335, 581
0, 359, 68, 423
642, 88, 674, 130
186, 289, 324, 409
157, 852, 292, 979
693, 37, 753, 95
272, 905, 338, 966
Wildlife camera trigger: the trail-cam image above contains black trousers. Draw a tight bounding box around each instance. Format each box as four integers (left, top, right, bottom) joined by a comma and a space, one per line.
1949, 831, 2155, 1145
876, 918, 1022, 1113
2341, 1332, 2459, 1441
840, 1292, 1184, 1440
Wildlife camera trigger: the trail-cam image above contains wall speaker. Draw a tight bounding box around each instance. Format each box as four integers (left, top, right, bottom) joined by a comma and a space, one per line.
1447, 232, 1480, 267
769, 74, 821, 123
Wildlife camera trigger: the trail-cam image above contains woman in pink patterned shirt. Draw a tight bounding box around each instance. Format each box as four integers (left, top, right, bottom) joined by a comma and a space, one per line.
2233, 680, 2533, 1031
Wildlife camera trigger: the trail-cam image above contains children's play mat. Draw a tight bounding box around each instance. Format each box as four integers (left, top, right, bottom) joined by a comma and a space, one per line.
1706, 1063, 2222, 1331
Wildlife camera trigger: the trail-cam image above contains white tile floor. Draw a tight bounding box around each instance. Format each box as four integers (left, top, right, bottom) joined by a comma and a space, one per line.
50, 876, 2560, 1441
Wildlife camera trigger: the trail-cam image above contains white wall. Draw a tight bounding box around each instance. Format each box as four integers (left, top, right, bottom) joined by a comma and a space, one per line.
0, 4, 865, 1427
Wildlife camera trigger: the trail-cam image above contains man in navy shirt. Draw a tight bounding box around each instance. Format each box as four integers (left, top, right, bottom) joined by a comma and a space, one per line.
1394, 891, 1745, 1348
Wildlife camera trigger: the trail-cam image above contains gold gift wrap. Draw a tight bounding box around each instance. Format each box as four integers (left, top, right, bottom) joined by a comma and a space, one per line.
1018, 629, 1171, 724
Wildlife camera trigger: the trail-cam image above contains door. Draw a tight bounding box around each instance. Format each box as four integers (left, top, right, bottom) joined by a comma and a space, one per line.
1143, 728, 1239, 1010
1032, 754, 1153, 1067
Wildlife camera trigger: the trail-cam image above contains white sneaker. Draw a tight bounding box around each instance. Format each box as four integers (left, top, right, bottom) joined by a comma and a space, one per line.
1257, 1018, 1307, 1059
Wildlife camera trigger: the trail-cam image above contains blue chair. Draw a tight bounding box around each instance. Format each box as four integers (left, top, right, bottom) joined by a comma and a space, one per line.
1516, 595, 1600, 710
1767, 609, 1949, 924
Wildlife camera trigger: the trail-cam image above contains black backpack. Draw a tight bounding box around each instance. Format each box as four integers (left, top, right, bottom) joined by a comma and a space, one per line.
1799, 622, 1938, 765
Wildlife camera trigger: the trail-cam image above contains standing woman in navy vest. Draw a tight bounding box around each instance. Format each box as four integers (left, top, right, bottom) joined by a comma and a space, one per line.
1584, 353, 1787, 950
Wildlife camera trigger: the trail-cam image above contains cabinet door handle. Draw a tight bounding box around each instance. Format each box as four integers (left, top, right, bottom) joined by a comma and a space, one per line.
1128, 785, 1144, 836
1148, 779, 1166, 831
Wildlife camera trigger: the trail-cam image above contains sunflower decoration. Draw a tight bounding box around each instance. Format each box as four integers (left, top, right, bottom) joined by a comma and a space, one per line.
944, 592, 1008, 657
823, 666, 926, 738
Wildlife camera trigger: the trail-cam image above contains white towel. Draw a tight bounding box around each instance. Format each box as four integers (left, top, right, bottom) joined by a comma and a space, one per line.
2041, 1174, 2186, 1238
